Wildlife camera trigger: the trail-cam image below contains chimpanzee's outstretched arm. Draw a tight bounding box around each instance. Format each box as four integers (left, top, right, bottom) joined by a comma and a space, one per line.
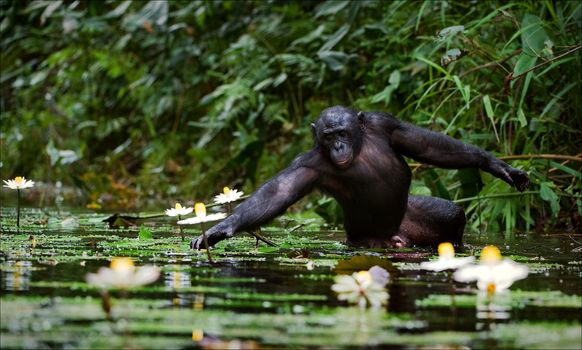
383, 116, 529, 191
191, 162, 320, 249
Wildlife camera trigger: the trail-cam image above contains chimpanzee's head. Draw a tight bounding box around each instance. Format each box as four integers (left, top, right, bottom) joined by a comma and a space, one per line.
312, 106, 365, 169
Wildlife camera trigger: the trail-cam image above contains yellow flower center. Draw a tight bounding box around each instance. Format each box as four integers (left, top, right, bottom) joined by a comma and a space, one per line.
486, 282, 496, 296
356, 271, 372, 284
110, 257, 135, 272
481, 245, 502, 263
195, 202, 206, 218
192, 329, 204, 342
438, 242, 455, 259
223, 187, 231, 194
175, 203, 182, 209
14, 176, 23, 185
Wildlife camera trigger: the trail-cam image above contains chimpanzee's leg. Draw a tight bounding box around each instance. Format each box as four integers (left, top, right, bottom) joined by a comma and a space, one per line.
391, 195, 465, 248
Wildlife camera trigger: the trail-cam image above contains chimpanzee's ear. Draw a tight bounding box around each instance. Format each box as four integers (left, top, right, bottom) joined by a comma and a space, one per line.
311, 123, 317, 137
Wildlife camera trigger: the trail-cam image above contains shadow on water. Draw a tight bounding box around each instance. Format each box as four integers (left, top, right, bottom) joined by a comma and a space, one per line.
1, 207, 581, 349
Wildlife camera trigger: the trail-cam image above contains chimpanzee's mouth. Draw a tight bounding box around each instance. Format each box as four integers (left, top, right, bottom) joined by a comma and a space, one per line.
334, 156, 353, 168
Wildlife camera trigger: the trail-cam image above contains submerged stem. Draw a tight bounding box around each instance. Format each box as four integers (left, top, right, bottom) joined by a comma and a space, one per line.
16, 189, 21, 228
178, 215, 184, 241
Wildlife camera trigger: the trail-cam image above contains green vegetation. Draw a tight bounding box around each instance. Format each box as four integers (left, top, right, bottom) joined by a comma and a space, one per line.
1, 1, 580, 235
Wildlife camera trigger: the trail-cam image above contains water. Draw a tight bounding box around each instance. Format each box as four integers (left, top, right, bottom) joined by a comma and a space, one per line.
1, 208, 581, 349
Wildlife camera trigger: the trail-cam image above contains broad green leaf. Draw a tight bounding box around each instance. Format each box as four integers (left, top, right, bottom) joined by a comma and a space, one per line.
106, 1, 132, 18
517, 108, 528, 127
453, 75, 469, 105
291, 25, 325, 46
315, 1, 349, 17
539, 181, 560, 217
318, 51, 350, 71
413, 56, 450, 77
514, 14, 550, 76
139, 225, 153, 240
548, 161, 582, 179
272, 73, 287, 87
389, 70, 401, 86
483, 95, 494, 118
320, 24, 350, 52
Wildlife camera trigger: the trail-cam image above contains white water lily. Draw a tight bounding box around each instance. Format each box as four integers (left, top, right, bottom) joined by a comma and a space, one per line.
165, 202, 193, 217
420, 242, 475, 272
178, 202, 226, 225
454, 245, 528, 295
86, 257, 160, 289
4, 176, 35, 227
3, 176, 35, 190
214, 187, 244, 204
177, 213, 226, 225
331, 266, 389, 308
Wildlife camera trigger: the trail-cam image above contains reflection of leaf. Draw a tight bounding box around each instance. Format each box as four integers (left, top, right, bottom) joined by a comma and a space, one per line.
336, 256, 398, 275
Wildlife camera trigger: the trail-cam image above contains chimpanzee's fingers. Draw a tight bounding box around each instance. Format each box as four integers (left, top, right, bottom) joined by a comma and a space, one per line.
512, 170, 530, 192
190, 236, 207, 250
190, 237, 200, 250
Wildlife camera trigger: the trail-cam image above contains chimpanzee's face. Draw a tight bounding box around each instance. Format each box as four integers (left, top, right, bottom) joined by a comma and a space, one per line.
312, 106, 363, 169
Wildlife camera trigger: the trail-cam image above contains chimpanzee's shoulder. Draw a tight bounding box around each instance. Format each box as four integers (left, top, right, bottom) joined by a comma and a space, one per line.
364, 111, 402, 132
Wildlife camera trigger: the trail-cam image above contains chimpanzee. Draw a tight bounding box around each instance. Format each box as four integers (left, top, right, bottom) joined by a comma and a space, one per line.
191, 106, 529, 249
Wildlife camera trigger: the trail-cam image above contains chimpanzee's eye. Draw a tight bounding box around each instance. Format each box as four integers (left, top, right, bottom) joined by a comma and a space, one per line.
325, 134, 333, 142
338, 131, 348, 138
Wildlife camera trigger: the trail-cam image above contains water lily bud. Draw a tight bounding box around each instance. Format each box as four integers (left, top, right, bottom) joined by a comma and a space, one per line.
110, 257, 135, 272
195, 202, 207, 219
481, 245, 502, 264
438, 242, 455, 259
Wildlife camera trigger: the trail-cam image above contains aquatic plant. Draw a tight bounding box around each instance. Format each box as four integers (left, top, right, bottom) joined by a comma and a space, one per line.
178, 203, 226, 263
86, 257, 159, 319
165, 203, 193, 241
214, 187, 244, 214
86, 257, 160, 289
165, 203, 194, 217
420, 242, 475, 272
177, 203, 227, 226
331, 266, 389, 308
454, 246, 529, 295
3, 176, 35, 228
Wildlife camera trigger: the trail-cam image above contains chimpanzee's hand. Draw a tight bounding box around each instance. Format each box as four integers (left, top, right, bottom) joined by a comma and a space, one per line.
489, 161, 530, 192
190, 221, 235, 250
507, 167, 530, 192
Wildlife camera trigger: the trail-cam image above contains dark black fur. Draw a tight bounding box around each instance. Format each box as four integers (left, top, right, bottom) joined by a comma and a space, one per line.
191, 106, 529, 249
